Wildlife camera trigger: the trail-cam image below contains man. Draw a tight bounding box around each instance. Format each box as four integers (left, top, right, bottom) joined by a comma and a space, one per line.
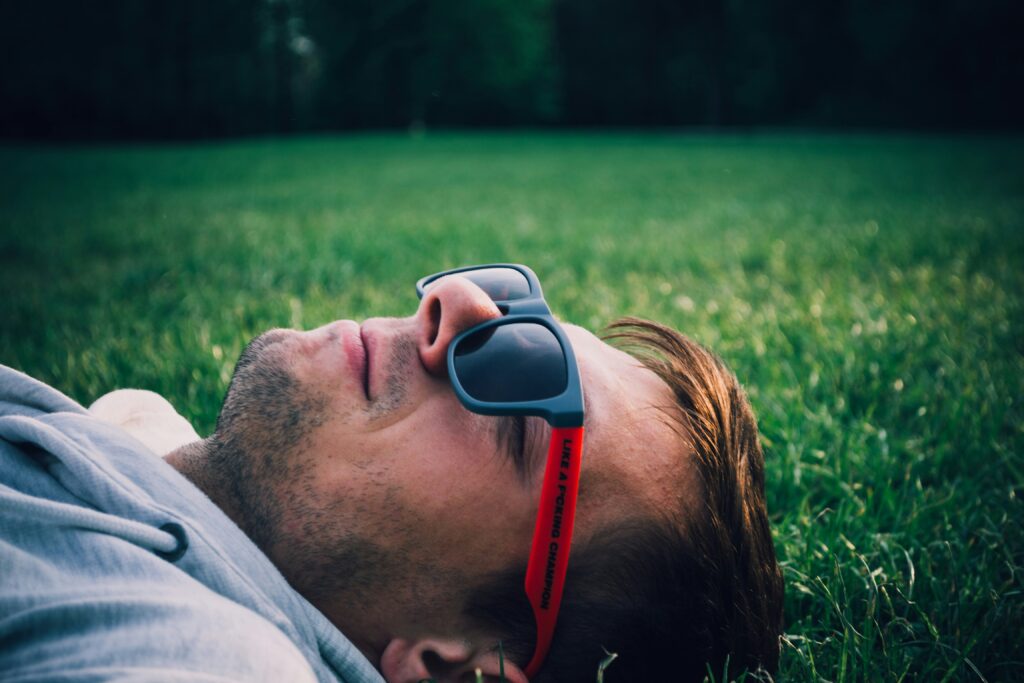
1, 264, 783, 682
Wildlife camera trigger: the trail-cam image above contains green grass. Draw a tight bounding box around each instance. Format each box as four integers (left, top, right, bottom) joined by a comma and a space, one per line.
1, 132, 1021, 681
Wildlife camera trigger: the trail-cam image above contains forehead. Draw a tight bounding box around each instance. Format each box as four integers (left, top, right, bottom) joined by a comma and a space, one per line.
562, 324, 693, 527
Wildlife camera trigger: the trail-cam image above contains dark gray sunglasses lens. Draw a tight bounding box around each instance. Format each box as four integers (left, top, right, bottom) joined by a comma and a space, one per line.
453, 323, 568, 402
458, 267, 531, 301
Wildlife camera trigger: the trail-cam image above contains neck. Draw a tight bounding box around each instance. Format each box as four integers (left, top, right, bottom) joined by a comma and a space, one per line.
165, 438, 389, 666
164, 438, 246, 535
321, 604, 389, 666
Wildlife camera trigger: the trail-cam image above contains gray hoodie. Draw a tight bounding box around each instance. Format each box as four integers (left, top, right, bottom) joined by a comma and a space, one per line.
0, 364, 384, 683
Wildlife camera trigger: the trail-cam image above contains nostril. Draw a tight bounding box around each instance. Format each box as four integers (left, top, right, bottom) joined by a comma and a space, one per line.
426, 297, 442, 345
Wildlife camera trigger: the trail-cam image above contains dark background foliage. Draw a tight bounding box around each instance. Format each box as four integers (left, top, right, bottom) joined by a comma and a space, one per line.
2, 0, 1021, 140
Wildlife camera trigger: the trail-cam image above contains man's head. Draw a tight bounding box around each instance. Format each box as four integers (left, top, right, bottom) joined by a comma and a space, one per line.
168, 268, 783, 682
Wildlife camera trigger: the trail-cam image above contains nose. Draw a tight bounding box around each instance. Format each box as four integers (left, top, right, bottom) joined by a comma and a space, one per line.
417, 275, 503, 377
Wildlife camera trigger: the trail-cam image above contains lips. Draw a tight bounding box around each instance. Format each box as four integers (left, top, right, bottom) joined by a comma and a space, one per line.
359, 325, 371, 400
335, 320, 369, 400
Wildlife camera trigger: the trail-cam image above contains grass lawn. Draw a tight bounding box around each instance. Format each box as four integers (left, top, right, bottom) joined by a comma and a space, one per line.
1, 132, 1022, 681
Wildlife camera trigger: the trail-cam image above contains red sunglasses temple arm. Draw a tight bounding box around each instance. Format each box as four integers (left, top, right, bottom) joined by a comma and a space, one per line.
523, 425, 585, 679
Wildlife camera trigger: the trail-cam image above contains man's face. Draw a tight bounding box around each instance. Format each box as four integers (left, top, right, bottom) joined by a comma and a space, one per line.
211, 274, 690, 655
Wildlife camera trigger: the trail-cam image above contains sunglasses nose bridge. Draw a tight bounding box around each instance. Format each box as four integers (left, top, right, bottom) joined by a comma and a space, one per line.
502, 298, 553, 316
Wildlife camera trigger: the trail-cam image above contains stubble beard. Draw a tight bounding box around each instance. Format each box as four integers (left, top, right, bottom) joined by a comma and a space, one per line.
204, 330, 324, 555
200, 329, 465, 623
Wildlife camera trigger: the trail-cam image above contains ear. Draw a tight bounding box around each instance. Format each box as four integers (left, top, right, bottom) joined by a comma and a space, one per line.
380, 637, 529, 683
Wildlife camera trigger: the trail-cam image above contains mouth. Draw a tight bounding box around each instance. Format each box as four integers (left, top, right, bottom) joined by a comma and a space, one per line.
360, 325, 371, 401
331, 320, 370, 401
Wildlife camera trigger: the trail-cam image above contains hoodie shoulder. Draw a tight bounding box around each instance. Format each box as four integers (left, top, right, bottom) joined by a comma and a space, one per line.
0, 365, 87, 418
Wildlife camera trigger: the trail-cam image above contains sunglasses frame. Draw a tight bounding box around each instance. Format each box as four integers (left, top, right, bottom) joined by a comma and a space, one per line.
415, 263, 586, 677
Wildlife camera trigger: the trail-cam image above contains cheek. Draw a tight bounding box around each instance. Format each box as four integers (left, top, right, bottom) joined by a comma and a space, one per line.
357, 413, 535, 565
295, 382, 539, 571
387, 415, 509, 516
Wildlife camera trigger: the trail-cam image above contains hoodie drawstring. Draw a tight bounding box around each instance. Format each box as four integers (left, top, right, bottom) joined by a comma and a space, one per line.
0, 482, 186, 559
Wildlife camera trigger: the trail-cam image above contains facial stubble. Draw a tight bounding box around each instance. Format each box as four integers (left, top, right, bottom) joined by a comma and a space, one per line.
200, 330, 465, 623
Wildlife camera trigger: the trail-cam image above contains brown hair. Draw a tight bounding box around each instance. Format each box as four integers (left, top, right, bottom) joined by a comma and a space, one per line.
465, 317, 783, 681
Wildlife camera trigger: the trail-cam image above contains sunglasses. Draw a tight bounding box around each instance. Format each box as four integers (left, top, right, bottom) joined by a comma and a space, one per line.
416, 264, 585, 677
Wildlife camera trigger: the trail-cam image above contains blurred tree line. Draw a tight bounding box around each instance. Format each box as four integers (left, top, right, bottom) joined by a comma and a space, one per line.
1, 0, 1021, 139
